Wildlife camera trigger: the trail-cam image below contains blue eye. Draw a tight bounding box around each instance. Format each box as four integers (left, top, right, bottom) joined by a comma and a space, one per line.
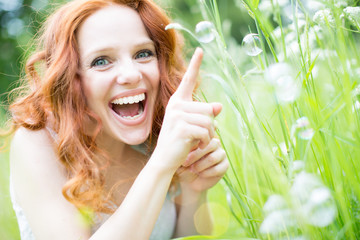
91, 57, 109, 67
135, 50, 154, 59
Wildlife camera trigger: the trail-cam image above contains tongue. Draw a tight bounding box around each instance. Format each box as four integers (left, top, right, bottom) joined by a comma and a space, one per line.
113, 103, 140, 117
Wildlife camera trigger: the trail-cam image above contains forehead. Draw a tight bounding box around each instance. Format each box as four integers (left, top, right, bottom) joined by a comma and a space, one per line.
77, 5, 151, 55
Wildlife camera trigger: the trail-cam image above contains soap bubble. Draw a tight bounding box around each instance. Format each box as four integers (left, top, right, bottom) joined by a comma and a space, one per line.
195, 21, 215, 43
265, 63, 300, 103
291, 117, 314, 140
296, 117, 310, 128
290, 172, 323, 204
290, 172, 337, 227
290, 160, 306, 176
260, 209, 296, 234
261, 194, 297, 235
304, 187, 338, 227
242, 33, 263, 56
263, 195, 288, 215
298, 128, 315, 140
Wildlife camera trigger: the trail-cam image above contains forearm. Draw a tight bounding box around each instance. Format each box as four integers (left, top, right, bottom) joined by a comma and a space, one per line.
91, 152, 175, 240
173, 187, 213, 238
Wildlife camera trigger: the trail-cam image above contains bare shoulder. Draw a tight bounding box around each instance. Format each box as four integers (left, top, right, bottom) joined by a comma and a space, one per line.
10, 128, 90, 239
10, 127, 63, 174
11, 126, 54, 154
10, 127, 67, 201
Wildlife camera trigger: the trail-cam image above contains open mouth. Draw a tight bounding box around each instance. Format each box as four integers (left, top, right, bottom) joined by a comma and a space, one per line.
110, 93, 146, 120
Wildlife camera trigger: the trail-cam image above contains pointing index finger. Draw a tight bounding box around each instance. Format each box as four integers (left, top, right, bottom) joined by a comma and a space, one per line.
175, 48, 203, 100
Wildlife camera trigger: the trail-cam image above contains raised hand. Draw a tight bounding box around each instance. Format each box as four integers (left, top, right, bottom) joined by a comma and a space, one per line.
153, 48, 222, 174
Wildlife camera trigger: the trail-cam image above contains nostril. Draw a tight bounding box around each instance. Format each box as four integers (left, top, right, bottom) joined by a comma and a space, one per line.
116, 71, 142, 85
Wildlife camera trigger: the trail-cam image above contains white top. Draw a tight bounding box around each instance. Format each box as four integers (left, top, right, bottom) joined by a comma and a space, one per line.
10, 179, 177, 240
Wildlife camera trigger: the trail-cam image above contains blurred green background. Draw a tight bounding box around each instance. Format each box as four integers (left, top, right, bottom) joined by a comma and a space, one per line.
0, 0, 252, 238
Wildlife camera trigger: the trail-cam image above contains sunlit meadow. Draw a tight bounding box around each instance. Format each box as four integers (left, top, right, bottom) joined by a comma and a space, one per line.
170, 0, 360, 239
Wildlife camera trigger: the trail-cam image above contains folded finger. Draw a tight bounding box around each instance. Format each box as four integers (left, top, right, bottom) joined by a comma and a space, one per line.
197, 158, 229, 178
183, 138, 220, 167
192, 148, 226, 172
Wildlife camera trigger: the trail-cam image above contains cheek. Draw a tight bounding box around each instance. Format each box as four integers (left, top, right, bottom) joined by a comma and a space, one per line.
80, 75, 103, 109
150, 63, 160, 92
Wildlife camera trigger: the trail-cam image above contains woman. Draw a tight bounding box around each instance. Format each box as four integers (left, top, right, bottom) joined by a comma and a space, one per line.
8, 0, 228, 239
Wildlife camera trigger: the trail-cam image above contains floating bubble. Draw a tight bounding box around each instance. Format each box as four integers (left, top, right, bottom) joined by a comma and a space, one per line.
265, 63, 300, 103
277, 76, 300, 103
265, 63, 292, 84
291, 117, 314, 140
263, 195, 288, 215
259, 209, 296, 234
242, 33, 263, 56
290, 172, 323, 204
295, 117, 310, 128
298, 128, 314, 140
304, 187, 337, 227
290, 160, 306, 175
195, 21, 215, 43
290, 172, 337, 227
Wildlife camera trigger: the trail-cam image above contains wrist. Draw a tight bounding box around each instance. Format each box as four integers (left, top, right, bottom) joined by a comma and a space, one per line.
146, 148, 178, 177
178, 185, 208, 206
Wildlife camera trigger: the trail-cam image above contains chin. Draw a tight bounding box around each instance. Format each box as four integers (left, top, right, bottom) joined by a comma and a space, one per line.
118, 129, 151, 146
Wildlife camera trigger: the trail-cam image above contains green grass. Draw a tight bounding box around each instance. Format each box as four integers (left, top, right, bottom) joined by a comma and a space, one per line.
0, 151, 20, 240
0, 108, 20, 239
170, 0, 360, 239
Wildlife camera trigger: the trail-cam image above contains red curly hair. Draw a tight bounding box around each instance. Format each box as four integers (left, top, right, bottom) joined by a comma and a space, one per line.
9, 0, 186, 213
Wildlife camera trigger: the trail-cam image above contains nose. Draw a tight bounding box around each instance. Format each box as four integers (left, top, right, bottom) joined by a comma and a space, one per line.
115, 59, 142, 86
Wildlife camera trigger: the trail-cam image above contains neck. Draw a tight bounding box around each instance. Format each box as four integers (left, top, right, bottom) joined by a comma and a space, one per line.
95, 132, 147, 167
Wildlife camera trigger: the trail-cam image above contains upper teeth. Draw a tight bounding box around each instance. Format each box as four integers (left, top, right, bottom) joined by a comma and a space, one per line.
111, 93, 145, 105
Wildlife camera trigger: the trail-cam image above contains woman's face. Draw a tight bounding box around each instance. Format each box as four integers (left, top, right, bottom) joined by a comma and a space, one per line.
77, 5, 160, 145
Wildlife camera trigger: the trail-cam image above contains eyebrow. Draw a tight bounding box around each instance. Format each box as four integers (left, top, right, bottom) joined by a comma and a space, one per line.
82, 39, 156, 61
